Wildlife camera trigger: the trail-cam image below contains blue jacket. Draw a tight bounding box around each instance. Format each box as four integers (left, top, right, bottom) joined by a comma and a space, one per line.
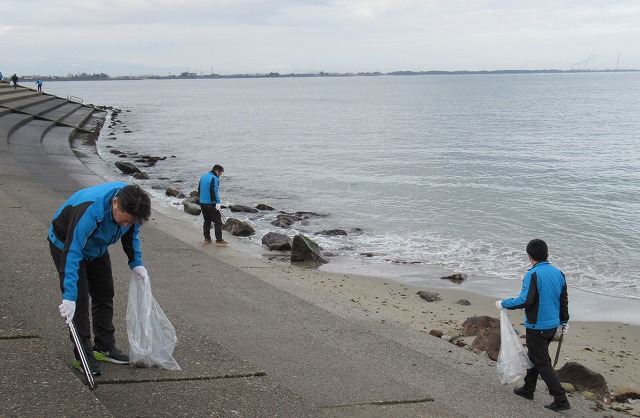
198, 171, 220, 204
48, 182, 143, 301
501, 261, 569, 330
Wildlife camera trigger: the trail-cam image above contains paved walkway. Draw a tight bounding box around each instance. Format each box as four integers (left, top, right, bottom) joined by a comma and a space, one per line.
0, 81, 620, 417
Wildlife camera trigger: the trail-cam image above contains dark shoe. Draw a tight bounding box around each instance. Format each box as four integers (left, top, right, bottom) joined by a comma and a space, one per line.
513, 386, 534, 400
544, 400, 571, 412
215, 239, 228, 246
93, 346, 130, 364
73, 355, 102, 376
204, 238, 212, 244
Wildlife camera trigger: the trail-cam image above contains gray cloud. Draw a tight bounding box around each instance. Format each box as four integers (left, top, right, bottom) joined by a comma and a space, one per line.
1, 0, 639, 75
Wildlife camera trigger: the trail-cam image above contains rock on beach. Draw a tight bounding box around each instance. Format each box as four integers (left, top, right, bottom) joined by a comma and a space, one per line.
290, 234, 328, 264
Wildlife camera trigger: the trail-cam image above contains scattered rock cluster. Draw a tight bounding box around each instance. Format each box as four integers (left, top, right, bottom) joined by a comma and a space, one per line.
112, 149, 169, 180
109, 142, 347, 265
102, 107, 173, 180
165, 186, 337, 264
101, 108, 344, 265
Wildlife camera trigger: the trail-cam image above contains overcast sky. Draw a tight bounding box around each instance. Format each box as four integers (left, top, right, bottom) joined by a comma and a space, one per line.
2, 0, 639, 76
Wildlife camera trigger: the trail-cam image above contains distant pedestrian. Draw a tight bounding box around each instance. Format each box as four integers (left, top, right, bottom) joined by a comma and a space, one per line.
198, 164, 227, 245
0, 72, 4, 81
495, 239, 570, 412
11, 73, 18, 89
36, 79, 43, 92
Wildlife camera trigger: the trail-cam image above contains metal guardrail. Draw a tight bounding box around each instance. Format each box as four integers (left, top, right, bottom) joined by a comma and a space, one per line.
67, 95, 83, 104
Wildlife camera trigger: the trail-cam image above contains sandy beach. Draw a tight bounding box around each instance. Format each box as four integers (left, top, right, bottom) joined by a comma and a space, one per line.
241, 251, 640, 393
153, 205, 640, 407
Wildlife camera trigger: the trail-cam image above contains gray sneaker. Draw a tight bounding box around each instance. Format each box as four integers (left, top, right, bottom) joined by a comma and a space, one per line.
93, 346, 130, 364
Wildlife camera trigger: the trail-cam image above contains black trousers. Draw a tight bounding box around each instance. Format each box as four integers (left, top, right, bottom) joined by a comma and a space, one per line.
50, 243, 116, 359
523, 327, 567, 403
200, 203, 223, 241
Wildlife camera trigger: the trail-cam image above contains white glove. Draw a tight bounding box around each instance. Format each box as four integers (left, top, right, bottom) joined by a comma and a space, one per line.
215, 203, 221, 210
561, 322, 569, 335
495, 300, 503, 310
59, 300, 76, 324
132, 266, 150, 283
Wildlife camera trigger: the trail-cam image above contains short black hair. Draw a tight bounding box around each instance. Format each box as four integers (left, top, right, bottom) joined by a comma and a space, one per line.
117, 185, 151, 224
526, 239, 548, 261
211, 164, 224, 173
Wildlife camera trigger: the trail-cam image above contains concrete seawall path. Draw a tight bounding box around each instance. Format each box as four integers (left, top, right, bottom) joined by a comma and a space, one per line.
0, 80, 625, 417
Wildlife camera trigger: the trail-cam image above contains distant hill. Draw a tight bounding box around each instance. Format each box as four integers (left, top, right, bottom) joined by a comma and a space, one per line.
16, 68, 640, 82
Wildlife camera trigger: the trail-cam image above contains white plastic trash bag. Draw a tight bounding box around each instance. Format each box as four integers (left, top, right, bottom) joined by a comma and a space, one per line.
497, 309, 532, 384
127, 273, 181, 371
193, 213, 204, 229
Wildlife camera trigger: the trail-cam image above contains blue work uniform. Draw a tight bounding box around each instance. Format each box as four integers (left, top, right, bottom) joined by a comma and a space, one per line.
198, 170, 223, 241
501, 260, 570, 405
48, 182, 143, 356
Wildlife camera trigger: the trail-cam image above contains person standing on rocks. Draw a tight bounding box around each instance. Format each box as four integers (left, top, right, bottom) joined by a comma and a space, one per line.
198, 164, 227, 246
495, 238, 570, 412
49, 182, 152, 376
11, 73, 18, 89
35, 79, 43, 92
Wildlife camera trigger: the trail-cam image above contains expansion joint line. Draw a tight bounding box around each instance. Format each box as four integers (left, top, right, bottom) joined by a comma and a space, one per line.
99, 371, 267, 385
0, 334, 40, 340
322, 397, 434, 409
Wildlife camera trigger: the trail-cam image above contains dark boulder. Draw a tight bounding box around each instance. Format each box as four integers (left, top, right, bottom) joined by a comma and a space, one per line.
229, 204, 259, 213
556, 362, 610, 398
462, 316, 500, 336
165, 187, 184, 198
225, 218, 255, 236
261, 232, 292, 251
115, 161, 141, 174
256, 204, 275, 211
315, 229, 348, 236
271, 213, 301, 228
441, 273, 467, 282
463, 316, 502, 361
417, 291, 441, 302
183, 202, 201, 216
295, 211, 327, 218
471, 329, 501, 361
290, 234, 328, 264
132, 172, 149, 180
183, 195, 199, 205
134, 155, 167, 166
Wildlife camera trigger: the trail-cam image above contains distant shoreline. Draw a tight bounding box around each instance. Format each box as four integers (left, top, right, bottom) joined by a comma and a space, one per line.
20, 68, 640, 82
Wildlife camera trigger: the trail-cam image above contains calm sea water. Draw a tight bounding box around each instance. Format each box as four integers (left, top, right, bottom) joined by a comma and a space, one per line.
45, 73, 640, 301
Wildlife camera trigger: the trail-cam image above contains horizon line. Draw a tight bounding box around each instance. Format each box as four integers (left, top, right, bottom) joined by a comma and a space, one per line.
14, 68, 640, 80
